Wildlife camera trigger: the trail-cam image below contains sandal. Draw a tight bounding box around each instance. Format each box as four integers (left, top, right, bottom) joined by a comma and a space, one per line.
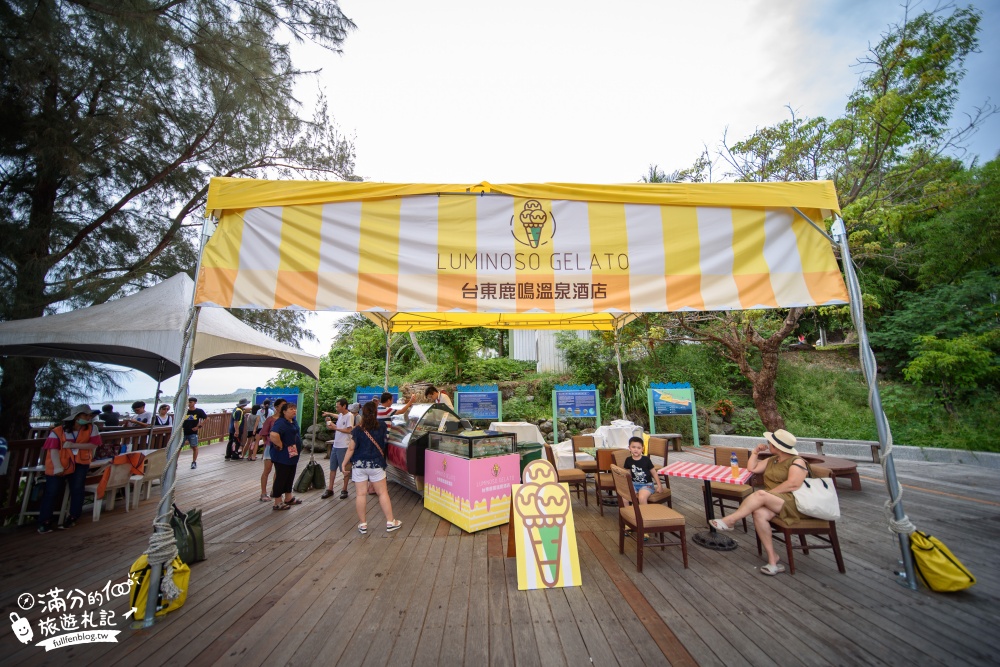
760, 563, 786, 576
286, 497, 303, 505
259, 494, 270, 502
386, 519, 402, 533
358, 522, 368, 535
710, 519, 732, 532
272, 504, 291, 511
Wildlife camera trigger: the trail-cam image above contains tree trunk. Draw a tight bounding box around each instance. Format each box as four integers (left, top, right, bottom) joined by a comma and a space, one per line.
750, 349, 786, 432
409, 331, 428, 364
0, 357, 48, 439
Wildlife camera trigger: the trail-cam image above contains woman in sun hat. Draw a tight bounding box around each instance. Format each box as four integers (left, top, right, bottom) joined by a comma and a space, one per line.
37, 404, 103, 533
708, 428, 811, 576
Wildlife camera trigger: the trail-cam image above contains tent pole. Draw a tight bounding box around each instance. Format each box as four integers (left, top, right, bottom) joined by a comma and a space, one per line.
149, 359, 163, 446
613, 327, 627, 419
384, 325, 391, 391
139, 215, 212, 627
832, 217, 917, 590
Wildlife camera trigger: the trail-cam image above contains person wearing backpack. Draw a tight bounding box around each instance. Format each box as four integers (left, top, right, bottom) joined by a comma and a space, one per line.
225, 398, 249, 460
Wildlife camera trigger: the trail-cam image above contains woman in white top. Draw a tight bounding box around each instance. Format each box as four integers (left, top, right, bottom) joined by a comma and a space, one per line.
154, 404, 173, 426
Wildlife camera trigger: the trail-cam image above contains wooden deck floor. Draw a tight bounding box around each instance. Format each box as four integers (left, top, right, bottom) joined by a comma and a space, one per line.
2, 442, 999, 666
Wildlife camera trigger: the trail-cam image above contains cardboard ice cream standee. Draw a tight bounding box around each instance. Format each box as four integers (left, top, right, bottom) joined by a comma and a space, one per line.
506, 458, 582, 590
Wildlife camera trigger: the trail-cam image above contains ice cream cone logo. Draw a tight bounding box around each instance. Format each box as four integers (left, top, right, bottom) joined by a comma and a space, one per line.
511, 199, 555, 248
514, 460, 571, 587
442, 458, 447, 471
492, 463, 500, 477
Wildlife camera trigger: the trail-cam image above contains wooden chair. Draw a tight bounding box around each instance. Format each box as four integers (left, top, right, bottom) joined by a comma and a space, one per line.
84, 461, 132, 521
646, 437, 672, 494
594, 448, 626, 516
130, 449, 167, 509
543, 445, 588, 506
710, 446, 753, 532
612, 449, 672, 507
571, 435, 598, 476
756, 466, 846, 574
610, 465, 687, 572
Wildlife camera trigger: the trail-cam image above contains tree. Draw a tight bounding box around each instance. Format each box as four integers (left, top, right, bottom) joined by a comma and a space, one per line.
0, 1, 358, 437
655, 4, 992, 430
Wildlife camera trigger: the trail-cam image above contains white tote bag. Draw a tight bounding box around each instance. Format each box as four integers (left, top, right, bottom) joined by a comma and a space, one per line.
792, 476, 841, 521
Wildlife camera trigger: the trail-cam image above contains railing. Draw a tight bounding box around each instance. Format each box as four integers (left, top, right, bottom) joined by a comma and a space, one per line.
2, 413, 233, 524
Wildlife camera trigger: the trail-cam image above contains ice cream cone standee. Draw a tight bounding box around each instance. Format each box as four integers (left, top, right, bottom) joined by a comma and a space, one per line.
509, 459, 582, 590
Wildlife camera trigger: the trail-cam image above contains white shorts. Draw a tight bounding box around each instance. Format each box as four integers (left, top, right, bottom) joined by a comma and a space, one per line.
351, 466, 386, 483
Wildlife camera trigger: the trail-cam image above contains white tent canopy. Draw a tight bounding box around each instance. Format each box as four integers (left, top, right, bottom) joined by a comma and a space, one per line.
0, 273, 320, 379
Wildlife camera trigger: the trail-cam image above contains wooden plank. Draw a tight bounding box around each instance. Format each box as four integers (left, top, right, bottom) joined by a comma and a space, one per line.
411, 535, 462, 666
386, 536, 448, 664
464, 532, 491, 666
487, 528, 516, 667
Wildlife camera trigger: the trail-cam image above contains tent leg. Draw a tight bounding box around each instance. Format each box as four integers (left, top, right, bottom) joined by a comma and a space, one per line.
833, 217, 917, 590
148, 360, 163, 447
384, 326, 391, 391
613, 328, 626, 419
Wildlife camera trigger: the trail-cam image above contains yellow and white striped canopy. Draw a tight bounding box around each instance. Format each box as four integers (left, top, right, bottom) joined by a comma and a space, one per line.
195, 178, 848, 316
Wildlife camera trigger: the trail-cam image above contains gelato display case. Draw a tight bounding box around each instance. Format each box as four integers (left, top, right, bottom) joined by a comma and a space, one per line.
384, 402, 473, 494
424, 431, 520, 533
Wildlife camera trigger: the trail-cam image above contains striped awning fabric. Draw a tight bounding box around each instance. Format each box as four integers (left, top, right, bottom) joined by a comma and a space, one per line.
195, 178, 848, 315
660, 461, 753, 484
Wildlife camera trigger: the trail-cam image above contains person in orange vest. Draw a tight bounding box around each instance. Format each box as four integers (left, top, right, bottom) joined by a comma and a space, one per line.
37, 404, 102, 533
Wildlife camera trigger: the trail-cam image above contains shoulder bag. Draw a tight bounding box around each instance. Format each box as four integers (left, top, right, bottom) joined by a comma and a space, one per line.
361, 428, 386, 462
790, 462, 841, 521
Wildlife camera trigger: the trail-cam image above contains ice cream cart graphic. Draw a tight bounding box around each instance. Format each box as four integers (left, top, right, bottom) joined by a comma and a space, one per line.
509, 459, 582, 590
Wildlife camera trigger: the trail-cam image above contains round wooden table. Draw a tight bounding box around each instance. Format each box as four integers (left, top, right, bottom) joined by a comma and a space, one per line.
799, 454, 862, 491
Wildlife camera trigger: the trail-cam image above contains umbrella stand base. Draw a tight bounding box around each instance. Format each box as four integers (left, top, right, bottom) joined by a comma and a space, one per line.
692, 530, 738, 551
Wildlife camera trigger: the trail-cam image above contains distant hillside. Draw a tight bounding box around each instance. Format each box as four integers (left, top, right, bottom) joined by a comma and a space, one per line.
129, 389, 255, 404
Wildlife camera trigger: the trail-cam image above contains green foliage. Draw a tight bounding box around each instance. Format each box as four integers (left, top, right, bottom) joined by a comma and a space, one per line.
903, 332, 1000, 411
870, 270, 999, 373
910, 157, 1000, 287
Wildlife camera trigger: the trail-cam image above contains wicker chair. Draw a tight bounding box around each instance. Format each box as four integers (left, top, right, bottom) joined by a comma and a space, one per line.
543, 445, 588, 506
709, 446, 753, 532
571, 435, 598, 476
610, 465, 687, 572
612, 449, 672, 507
756, 465, 846, 574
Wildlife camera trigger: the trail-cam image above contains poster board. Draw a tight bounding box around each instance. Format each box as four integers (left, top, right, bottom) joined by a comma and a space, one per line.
254, 387, 302, 427
647, 382, 699, 446
508, 459, 582, 590
355, 385, 398, 406
455, 384, 502, 421
551, 384, 600, 442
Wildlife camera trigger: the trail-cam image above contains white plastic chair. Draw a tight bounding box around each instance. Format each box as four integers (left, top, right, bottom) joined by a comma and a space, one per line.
130, 449, 167, 509
84, 461, 131, 521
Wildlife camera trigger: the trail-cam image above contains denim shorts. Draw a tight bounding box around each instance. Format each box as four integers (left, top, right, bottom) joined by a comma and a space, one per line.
633, 482, 655, 495
330, 447, 349, 471
184, 433, 199, 448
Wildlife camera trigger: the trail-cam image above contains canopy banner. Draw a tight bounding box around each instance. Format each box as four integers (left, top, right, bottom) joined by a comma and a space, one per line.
196, 181, 849, 314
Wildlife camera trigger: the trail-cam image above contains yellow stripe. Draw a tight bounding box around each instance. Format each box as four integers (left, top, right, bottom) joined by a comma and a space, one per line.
730, 208, 770, 275
661, 206, 704, 310
207, 177, 841, 213
358, 199, 402, 274
436, 195, 478, 310
588, 202, 630, 311
278, 205, 323, 272
201, 212, 244, 269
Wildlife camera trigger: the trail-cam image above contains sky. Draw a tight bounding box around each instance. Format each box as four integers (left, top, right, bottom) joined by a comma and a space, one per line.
104, 0, 1000, 403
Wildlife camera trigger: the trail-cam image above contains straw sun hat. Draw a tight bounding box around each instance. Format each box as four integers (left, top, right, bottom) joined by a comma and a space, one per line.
763, 429, 798, 455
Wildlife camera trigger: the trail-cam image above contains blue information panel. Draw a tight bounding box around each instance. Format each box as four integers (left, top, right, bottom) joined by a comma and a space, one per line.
254, 388, 303, 426
651, 387, 694, 416
555, 390, 598, 418
355, 386, 398, 405
456, 391, 501, 420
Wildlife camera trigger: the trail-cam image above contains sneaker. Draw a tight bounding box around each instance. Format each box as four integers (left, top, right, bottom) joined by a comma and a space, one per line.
339, 490, 349, 499
61, 518, 76, 530
191, 461, 197, 469
38, 524, 53, 534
